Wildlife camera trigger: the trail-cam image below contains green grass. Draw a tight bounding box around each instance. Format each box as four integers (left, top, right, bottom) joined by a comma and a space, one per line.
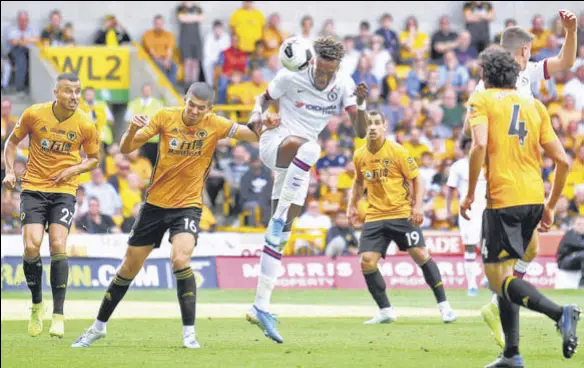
2, 289, 583, 368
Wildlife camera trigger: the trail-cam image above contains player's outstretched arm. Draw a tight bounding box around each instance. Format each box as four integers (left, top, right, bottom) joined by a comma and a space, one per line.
52, 151, 101, 185
120, 115, 153, 154
347, 174, 364, 227
546, 10, 578, 76
540, 140, 570, 230
236, 112, 280, 143
2, 133, 23, 190
347, 83, 369, 139
409, 175, 424, 227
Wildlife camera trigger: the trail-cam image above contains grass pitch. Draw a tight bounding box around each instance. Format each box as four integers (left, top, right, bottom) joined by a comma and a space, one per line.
1, 289, 583, 368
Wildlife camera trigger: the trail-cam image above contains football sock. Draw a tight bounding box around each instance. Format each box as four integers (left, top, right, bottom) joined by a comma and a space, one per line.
363, 269, 391, 309
272, 141, 320, 222
503, 276, 563, 322
96, 273, 133, 323
498, 296, 520, 358
513, 260, 529, 278
23, 256, 43, 304
254, 232, 290, 312
421, 258, 447, 303
175, 267, 197, 326
50, 253, 68, 315
464, 250, 478, 290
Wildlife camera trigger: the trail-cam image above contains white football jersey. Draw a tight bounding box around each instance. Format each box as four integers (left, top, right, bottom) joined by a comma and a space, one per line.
474, 60, 549, 99
266, 68, 357, 141
446, 157, 488, 205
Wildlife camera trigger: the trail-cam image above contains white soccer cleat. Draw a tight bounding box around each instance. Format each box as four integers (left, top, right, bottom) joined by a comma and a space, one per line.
71, 326, 106, 348
438, 302, 457, 323
183, 333, 201, 349
364, 307, 396, 324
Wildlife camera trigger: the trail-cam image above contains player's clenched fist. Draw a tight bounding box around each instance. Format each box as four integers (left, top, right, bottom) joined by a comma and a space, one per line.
2, 172, 17, 190
558, 9, 577, 31
355, 82, 369, 104
347, 205, 359, 227
130, 115, 148, 131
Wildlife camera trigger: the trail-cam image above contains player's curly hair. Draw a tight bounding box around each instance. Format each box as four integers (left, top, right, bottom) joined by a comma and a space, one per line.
478, 46, 520, 89
314, 36, 345, 62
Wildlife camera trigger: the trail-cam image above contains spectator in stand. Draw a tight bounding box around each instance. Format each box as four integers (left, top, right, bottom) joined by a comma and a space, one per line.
420, 70, 442, 110
83, 168, 122, 219
177, 1, 204, 87
375, 13, 400, 62
247, 40, 267, 71
338, 113, 356, 149
228, 69, 267, 110
455, 31, 478, 67
7, 11, 39, 94
126, 149, 152, 190
463, 1, 494, 53
94, 14, 131, 46
367, 84, 383, 111
399, 16, 430, 64
74, 186, 87, 222
570, 184, 584, 215
385, 91, 405, 130
405, 56, 429, 97
494, 18, 517, 44
352, 54, 378, 88
556, 95, 581, 131
119, 173, 143, 227
563, 62, 583, 110
1, 189, 21, 234
61, 23, 75, 46
263, 13, 285, 59
419, 152, 437, 192
298, 15, 315, 42
261, 55, 280, 83
215, 33, 248, 104
530, 14, 553, 56
142, 15, 178, 84
531, 75, 558, 106
403, 128, 430, 164
239, 155, 273, 226
80, 87, 109, 148
431, 15, 459, 64
317, 140, 348, 177
438, 51, 470, 92
1, 98, 18, 143
296, 200, 333, 230
225, 145, 251, 215
369, 35, 392, 82
552, 14, 566, 47
354, 21, 372, 52
578, 11, 584, 47
229, 1, 266, 53
339, 36, 360, 77
324, 210, 359, 258
380, 61, 398, 101
556, 216, 584, 288
203, 20, 230, 86
40, 9, 63, 46
440, 87, 465, 131
124, 83, 164, 166
121, 202, 142, 233
319, 19, 339, 41
76, 197, 120, 234
1, 47, 12, 92
553, 196, 575, 230
108, 158, 131, 193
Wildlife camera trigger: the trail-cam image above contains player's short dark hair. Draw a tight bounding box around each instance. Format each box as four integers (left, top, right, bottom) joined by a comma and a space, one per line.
186, 82, 215, 103
57, 73, 80, 82
368, 110, 385, 122
478, 46, 520, 89
314, 37, 345, 62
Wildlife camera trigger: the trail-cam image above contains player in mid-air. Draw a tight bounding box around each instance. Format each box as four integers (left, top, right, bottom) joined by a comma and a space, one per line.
446, 137, 486, 297
244, 37, 369, 343
71, 82, 278, 349
2, 73, 101, 338
464, 9, 578, 347
348, 111, 456, 325
462, 46, 580, 368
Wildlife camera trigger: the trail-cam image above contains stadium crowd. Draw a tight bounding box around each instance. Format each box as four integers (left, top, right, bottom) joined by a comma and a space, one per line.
1, 2, 583, 256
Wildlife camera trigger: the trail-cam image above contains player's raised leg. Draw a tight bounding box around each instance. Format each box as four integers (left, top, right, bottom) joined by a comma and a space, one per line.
408, 242, 456, 323
71, 245, 152, 347
22, 223, 46, 337
47, 223, 70, 338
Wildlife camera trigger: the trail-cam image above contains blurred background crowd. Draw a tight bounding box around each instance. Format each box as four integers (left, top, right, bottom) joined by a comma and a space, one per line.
1, 2, 583, 256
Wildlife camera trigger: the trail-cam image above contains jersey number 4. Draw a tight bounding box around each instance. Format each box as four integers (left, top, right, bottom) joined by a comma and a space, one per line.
508, 104, 528, 146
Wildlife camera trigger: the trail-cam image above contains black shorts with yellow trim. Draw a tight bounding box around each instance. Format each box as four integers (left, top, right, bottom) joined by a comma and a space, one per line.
480, 204, 544, 264
128, 202, 202, 248
20, 190, 77, 231
358, 218, 425, 258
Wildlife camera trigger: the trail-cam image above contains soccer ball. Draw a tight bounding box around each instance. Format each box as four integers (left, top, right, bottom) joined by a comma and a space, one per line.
279, 37, 315, 72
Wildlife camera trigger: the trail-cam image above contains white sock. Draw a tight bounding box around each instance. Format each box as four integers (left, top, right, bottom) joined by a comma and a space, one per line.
464, 251, 478, 290
182, 325, 195, 338
491, 293, 499, 306
272, 141, 320, 222
514, 260, 529, 276
254, 231, 290, 312
93, 320, 107, 332
438, 301, 451, 310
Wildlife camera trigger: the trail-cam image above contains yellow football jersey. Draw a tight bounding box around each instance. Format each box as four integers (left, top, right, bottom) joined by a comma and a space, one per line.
468, 89, 558, 209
